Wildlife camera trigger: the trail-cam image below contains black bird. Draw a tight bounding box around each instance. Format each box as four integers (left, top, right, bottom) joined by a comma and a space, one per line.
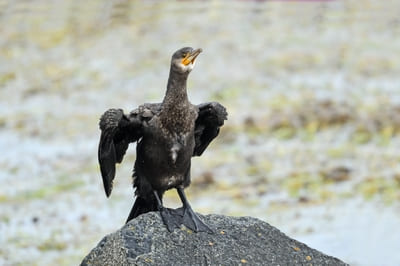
98, 47, 227, 233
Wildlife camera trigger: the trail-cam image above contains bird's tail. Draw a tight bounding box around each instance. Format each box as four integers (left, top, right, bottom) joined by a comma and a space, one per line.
126, 196, 159, 224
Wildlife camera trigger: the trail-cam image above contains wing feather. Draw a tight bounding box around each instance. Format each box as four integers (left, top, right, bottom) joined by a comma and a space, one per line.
193, 102, 228, 156
98, 108, 142, 197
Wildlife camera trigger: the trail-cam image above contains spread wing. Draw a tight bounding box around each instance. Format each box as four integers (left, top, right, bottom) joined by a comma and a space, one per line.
193, 102, 228, 156
98, 104, 160, 197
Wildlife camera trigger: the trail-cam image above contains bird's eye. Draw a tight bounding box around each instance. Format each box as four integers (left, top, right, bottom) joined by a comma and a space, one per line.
182, 53, 187, 58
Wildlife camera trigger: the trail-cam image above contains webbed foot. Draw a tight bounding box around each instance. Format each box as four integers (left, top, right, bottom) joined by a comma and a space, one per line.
159, 207, 183, 232
176, 187, 214, 234
176, 205, 214, 233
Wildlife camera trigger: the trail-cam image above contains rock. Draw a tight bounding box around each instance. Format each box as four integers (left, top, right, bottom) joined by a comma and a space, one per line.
81, 212, 347, 266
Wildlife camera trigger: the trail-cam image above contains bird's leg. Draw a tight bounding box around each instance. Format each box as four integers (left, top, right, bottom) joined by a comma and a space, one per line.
176, 186, 214, 233
153, 191, 181, 232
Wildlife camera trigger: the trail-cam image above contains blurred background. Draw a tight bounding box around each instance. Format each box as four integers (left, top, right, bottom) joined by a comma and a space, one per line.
1, 0, 400, 265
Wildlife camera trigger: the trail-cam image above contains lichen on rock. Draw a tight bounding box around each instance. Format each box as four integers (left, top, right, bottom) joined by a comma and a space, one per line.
81, 212, 347, 266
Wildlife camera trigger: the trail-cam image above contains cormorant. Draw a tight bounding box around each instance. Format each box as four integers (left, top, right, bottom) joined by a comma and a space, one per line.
98, 47, 227, 233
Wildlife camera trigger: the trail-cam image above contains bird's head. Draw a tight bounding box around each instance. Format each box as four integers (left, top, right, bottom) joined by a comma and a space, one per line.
170, 47, 202, 74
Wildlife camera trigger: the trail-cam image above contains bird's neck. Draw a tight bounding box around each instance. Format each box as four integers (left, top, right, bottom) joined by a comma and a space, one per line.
160, 68, 193, 132
162, 68, 189, 108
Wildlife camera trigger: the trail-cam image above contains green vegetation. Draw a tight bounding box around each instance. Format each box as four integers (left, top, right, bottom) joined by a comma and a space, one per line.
2, 1, 400, 265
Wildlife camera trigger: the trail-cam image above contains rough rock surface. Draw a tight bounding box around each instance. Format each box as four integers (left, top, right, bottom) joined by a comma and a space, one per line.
81, 212, 347, 266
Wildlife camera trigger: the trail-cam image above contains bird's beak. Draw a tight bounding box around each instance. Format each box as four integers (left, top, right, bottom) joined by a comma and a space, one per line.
182, 48, 203, 66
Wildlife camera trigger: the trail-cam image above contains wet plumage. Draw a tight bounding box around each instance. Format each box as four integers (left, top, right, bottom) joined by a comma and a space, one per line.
98, 47, 227, 232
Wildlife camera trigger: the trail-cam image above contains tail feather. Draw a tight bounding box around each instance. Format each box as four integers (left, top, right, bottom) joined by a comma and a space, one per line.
126, 196, 159, 224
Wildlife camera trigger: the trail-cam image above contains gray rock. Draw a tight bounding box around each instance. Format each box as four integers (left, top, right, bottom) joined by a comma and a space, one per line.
81, 212, 347, 266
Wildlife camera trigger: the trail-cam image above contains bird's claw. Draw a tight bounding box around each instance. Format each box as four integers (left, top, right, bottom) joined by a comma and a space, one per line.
159, 207, 183, 232
177, 206, 214, 234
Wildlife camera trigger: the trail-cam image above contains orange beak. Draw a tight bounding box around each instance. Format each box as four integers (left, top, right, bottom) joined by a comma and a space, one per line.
182, 48, 203, 66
